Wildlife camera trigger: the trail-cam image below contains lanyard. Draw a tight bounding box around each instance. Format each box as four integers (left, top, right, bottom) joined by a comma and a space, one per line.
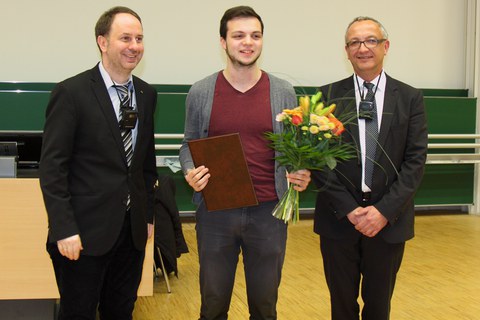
355, 73, 381, 102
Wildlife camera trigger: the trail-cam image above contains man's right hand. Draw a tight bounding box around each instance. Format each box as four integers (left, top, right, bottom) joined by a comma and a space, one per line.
347, 207, 368, 226
57, 234, 83, 260
185, 165, 210, 192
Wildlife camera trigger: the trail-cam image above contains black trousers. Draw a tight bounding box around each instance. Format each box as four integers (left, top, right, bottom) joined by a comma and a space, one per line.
320, 234, 405, 320
47, 214, 145, 320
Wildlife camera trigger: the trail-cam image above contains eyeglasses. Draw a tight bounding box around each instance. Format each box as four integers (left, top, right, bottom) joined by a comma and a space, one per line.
346, 38, 387, 50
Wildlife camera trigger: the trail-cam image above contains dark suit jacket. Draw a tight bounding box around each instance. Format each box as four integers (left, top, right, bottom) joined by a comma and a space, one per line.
39, 64, 158, 256
312, 74, 428, 243
153, 175, 189, 276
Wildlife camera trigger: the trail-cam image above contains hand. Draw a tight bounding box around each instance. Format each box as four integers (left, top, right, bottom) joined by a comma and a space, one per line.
147, 223, 154, 239
287, 169, 311, 192
347, 206, 367, 225
184, 166, 210, 192
353, 206, 388, 237
57, 234, 83, 260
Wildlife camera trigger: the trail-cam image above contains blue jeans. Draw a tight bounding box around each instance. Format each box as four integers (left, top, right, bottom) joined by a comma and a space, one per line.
196, 201, 287, 320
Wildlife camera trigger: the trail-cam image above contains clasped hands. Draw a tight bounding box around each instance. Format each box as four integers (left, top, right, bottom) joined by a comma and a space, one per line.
185, 166, 311, 192
347, 206, 388, 238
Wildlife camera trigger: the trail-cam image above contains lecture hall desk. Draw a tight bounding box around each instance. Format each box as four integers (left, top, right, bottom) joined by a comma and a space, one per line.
0, 178, 153, 300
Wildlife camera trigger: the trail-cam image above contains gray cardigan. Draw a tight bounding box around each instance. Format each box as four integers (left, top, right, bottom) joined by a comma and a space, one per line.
179, 71, 297, 205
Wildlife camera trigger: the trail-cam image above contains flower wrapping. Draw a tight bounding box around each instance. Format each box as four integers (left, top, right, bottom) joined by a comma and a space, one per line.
266, 91, 355, 224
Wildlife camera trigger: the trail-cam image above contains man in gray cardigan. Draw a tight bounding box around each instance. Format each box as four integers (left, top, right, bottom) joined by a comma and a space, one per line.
179, 6, 311, 320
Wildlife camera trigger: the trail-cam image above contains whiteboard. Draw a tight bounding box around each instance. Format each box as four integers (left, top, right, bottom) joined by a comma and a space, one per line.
0, 0, 467, 89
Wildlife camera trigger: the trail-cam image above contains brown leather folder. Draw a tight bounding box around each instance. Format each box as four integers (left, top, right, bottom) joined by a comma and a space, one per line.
188, 133, 258, 211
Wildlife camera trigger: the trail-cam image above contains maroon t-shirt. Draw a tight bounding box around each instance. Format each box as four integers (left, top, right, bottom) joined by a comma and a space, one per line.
208, 71, 277, 202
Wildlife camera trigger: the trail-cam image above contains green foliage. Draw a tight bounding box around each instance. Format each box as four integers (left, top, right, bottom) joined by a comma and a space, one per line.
265, 129, 354, 172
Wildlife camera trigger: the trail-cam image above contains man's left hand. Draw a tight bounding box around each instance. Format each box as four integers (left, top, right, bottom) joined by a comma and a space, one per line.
287, 169, 311, 192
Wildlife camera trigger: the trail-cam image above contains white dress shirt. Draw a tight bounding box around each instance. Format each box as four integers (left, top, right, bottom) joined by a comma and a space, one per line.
353, 70, 386, 192
98, 61, 138, 149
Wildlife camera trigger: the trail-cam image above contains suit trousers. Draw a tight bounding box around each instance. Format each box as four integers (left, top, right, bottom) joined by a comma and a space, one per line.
320, 234, 405, 320
47, 212, 145, 320
195, 201, 287, 320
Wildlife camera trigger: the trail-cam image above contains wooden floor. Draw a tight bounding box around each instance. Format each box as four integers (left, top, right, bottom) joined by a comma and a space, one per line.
133, 214, 480, 319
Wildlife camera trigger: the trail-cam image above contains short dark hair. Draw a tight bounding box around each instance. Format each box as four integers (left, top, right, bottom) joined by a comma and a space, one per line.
95, 6, 142, 39
219, 6, 264, 39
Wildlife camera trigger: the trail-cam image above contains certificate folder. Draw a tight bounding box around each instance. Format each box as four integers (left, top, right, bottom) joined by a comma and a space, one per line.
188, 133, 258, 211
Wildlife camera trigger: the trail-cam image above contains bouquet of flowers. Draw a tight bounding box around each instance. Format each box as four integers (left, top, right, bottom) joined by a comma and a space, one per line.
266, 91, 355, 223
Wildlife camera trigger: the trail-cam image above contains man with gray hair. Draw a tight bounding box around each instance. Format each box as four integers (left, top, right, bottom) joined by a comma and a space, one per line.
312, 16, 428, 319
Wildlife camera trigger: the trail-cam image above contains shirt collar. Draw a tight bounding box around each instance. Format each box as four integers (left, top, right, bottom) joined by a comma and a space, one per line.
98, 61, 133, 88
354, 70, 386, 93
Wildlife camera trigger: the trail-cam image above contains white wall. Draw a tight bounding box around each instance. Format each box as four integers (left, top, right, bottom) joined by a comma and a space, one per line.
1, 0, 467, 88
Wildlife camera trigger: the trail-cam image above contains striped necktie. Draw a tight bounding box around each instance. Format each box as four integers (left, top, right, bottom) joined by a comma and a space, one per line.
116, 81, 133, 210
364, 82, 378, 189
116, 82, 133, 167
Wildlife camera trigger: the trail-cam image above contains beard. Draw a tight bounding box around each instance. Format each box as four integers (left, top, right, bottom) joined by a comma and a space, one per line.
225, 47, 260, 68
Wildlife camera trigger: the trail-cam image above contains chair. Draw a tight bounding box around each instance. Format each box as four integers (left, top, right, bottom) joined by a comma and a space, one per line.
154, 247, 171, 293
152, 174, 189, 293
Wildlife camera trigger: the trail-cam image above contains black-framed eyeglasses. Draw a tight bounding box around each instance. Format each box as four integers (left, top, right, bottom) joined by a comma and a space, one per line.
346, 38, 387, 50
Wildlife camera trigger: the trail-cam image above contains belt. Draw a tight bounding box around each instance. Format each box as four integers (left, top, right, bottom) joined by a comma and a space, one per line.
361, 192, 371, 203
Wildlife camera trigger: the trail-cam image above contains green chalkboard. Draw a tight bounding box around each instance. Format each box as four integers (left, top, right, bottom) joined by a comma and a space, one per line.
0, 82, 476, 212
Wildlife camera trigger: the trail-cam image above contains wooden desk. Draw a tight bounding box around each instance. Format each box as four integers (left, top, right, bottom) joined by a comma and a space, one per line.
0, 178, 153, 299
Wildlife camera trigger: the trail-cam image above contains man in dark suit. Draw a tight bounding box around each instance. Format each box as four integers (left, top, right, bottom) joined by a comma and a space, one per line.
312, 17, 428, 320
39, 6, 157, 320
